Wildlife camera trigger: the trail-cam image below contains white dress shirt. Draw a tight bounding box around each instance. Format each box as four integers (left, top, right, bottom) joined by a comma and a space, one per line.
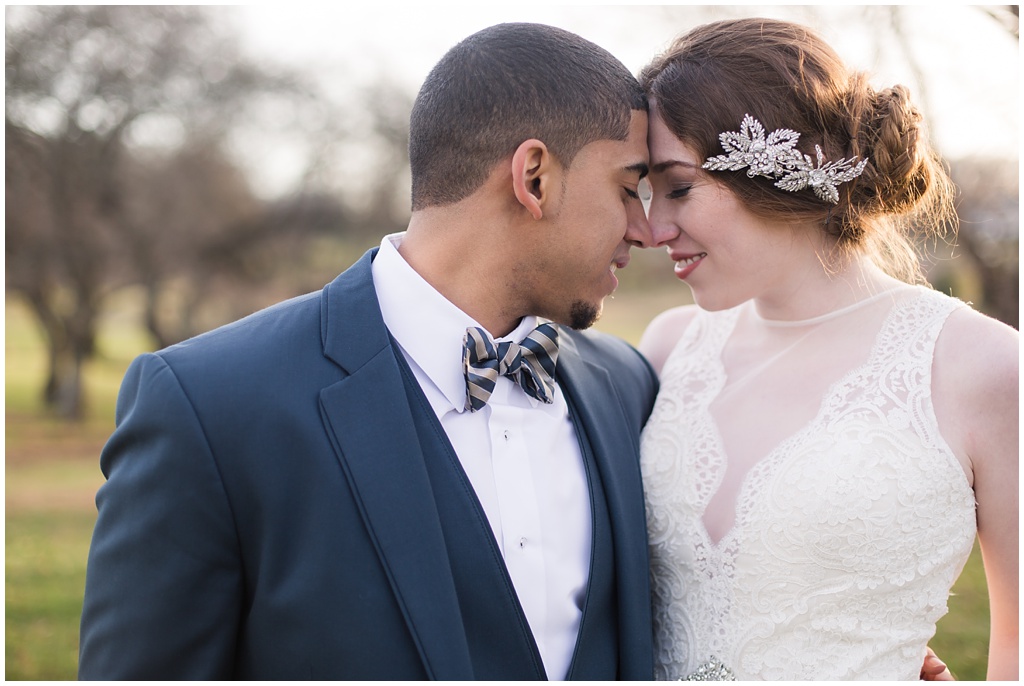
371, 233, 592, 679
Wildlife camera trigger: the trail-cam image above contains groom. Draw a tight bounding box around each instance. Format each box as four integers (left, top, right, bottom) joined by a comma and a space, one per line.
79, 23, 663, 680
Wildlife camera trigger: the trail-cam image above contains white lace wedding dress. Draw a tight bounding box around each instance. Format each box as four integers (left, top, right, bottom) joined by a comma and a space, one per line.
640, 286, 977, 680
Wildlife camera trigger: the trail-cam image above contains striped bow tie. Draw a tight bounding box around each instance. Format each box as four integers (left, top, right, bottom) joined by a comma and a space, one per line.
462, 322, 560, 412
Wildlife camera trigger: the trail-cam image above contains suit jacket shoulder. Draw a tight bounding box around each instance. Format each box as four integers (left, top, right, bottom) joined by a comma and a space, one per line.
559, 327, 659, 426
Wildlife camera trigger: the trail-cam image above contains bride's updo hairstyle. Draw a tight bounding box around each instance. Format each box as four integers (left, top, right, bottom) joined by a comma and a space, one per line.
640, 18, 956, 282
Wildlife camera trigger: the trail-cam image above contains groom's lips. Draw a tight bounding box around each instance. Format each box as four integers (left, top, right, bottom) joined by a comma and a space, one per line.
609, 254, 630, 290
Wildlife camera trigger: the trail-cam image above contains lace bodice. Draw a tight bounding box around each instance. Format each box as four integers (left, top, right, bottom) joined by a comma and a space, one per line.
640, 287, 977, 680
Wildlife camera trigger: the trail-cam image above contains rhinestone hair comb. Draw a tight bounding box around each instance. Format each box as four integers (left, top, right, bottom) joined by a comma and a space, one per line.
702, 114, 868, 204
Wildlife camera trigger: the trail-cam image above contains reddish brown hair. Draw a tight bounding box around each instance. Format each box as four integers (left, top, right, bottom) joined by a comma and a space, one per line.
641, 18, 956, 281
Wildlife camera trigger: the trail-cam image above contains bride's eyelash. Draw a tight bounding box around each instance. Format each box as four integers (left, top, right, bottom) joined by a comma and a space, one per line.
668, 186, 692, 199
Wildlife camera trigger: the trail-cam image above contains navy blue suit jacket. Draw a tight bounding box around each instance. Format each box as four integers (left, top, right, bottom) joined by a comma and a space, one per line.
79, 249, 658, 679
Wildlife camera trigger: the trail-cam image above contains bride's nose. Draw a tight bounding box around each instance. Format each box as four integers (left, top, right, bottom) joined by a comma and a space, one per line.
647, 197, 682, 247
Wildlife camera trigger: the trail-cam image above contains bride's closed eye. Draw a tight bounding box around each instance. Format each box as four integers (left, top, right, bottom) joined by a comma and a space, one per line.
667, 186, 692, 200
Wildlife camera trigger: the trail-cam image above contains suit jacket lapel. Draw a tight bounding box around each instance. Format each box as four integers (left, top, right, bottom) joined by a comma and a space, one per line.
555, 332, 654, 679
317, 249, 474, 680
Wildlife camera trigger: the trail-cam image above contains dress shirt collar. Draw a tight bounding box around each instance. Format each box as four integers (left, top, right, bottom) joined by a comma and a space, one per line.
371, 232, 540, 414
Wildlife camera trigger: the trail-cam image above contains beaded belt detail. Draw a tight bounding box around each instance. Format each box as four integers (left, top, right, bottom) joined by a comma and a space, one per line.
683, 656, 736, 681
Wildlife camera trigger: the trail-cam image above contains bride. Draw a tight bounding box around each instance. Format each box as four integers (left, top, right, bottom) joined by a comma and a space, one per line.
637, 18, 1018, 680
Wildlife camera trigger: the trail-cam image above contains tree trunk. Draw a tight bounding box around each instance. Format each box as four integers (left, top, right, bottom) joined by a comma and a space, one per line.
959, 232, 1019, 330
23, 289, 95, 420
143, 279, 172, 351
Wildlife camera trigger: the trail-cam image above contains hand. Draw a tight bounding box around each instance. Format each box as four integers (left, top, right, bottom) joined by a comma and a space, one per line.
920, 646, 953, 681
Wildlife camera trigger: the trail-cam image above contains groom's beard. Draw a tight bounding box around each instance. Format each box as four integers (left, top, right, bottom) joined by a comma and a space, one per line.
569, 300, 600, 330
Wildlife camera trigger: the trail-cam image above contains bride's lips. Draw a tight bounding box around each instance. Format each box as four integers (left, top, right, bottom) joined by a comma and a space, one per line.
671, 251, 707, 280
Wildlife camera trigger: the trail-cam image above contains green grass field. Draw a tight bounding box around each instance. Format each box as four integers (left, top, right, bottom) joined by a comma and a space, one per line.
6, 294, 121, 680
5, 289, 992, 680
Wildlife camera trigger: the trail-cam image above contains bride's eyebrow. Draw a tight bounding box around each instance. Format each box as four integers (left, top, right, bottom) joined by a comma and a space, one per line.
651, 160, 700, 174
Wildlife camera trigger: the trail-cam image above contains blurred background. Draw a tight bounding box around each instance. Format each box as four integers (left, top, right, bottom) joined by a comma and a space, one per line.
5, 4, 1018, 679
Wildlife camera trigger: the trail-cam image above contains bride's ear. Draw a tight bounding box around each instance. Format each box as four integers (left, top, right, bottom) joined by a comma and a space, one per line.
511, 139, 553, 220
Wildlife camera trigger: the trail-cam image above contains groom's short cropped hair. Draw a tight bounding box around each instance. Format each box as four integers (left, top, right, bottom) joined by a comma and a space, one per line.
409, 22, 646, 211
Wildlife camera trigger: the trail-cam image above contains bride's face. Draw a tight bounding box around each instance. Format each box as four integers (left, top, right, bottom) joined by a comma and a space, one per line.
645, 109, 816, 311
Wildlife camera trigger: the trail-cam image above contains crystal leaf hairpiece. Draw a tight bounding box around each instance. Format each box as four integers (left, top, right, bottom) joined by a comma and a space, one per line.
702, 114, 868, 204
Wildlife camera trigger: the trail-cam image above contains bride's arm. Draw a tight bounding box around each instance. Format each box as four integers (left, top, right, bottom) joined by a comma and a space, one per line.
971, 331, 1019, 682
933, 307, 1019, 681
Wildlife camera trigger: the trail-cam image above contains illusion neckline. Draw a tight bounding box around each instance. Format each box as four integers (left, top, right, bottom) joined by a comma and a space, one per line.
752, 287, 907, 328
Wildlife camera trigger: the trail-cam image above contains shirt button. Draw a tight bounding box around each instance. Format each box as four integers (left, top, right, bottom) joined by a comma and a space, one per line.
519, 537, 527, 549
503, 429, 510, 441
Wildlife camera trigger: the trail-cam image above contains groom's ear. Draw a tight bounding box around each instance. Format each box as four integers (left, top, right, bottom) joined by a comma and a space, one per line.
511, 139, 555, 220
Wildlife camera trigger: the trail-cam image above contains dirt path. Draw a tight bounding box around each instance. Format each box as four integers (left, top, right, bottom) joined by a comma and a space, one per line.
6, 412, 111, 512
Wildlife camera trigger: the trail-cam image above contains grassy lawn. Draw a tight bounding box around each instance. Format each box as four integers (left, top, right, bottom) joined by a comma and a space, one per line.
6, 507, 99, 679
6, 288, 993, 680
6, 294, 134, 681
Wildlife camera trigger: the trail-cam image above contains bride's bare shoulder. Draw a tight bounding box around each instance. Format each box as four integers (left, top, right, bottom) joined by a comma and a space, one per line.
932, 303, 1018, 473
638, 305, 702, 377
935, 305, 1018, 395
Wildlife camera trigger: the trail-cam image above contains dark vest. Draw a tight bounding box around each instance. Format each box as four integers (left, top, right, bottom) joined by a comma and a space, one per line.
393, 347, 620, 680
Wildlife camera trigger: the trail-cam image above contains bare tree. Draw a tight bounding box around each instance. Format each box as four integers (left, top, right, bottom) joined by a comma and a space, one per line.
939, 157, 1020, 329
120, 140, 261, 349
888, 4, 1015, 327
5, 6, 321, 418
124, 147, 353, 348
6, 118, 129, 417
982, 5, 1019, 39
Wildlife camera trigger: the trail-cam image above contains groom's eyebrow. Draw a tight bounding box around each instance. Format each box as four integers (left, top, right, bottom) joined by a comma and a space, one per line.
625, 162, 650, 179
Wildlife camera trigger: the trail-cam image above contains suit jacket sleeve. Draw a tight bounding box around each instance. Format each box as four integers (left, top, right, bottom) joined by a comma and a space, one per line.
79, 353, 243, 679
622, 342, 659, 427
